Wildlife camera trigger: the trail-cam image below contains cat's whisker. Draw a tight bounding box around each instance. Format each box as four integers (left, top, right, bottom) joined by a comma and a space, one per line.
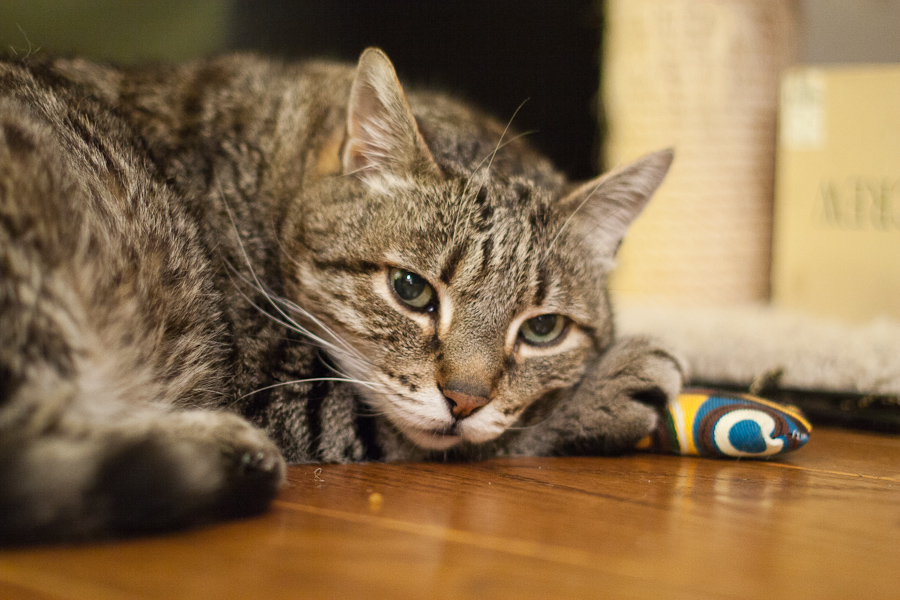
215, 187, 345, 354
319, 354, 368, 383
353, 404, 394, 418
538, 177, 617, 272
503, 407, 561, 431
341, 162, 380, 178
240, 298, 370, 377
490, 130, 536, 155
224, 269, 348, 357
240, 376, 389, 401
215, 222, 370, 368
485, 99, 529, 176
457, 131, 537, 218
547, 184, 600, 249
268, 245, 371, 365
273, 295, 366, 362
221, 261, 371, 372
460, 100, 532, 211
314, 353, 388, 396
459, 101, 530, 202
193, 387, 230, 398
272, 296, 370, 364
504, 422, 549, 432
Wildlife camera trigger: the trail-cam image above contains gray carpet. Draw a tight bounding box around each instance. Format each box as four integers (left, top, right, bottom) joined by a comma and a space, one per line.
617, 303, 900, 431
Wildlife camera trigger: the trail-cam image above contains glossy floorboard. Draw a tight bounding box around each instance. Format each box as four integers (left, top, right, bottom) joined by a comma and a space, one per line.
1, 427, 898, 599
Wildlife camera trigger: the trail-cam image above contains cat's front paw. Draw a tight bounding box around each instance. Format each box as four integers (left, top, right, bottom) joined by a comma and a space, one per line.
508, 336, 684, 456
167, 410, 287, 518
570, 336, 685, 453
91, 410, 288, 537
594, 335, 685, 410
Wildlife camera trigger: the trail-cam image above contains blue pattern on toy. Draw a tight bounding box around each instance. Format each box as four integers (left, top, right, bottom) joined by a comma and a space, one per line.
728, 419, 768, 454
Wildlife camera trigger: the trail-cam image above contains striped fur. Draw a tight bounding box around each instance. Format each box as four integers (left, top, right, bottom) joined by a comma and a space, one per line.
0, 49, 681, 544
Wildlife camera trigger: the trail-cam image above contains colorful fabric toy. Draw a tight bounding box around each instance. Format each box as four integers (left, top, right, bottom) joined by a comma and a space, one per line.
637, 389, 812, 459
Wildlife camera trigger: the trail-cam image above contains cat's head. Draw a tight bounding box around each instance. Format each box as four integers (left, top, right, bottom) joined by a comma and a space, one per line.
282, 48, 672, 450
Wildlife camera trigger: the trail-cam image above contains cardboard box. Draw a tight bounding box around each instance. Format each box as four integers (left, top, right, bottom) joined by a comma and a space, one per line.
772, 66, 900, 322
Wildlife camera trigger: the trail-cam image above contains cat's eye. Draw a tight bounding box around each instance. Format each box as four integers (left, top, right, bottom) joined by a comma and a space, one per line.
390, 268, 436, 311
519, 314, 568, 346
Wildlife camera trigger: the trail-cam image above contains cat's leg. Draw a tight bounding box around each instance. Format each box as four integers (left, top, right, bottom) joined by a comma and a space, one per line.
0, 256, 285, 545
0, 367, 285, 545
507, 336, 685, 456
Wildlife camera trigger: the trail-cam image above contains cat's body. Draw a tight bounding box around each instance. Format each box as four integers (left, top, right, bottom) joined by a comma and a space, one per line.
0, 49, 682, 544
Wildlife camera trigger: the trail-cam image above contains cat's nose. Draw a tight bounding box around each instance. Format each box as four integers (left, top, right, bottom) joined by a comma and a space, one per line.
442, 381, 491, 419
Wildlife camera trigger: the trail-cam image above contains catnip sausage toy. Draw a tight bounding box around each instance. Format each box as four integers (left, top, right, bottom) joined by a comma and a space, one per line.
638, 389, 812, 458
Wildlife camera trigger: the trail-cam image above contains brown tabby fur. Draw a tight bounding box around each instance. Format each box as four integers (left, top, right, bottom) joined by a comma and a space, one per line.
0, 49, 682, 544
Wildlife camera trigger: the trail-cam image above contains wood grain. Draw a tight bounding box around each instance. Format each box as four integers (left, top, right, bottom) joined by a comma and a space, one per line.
1, 427, 898, 599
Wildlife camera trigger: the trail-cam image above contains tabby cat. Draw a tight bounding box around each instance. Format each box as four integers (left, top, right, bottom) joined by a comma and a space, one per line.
0, 48, 682, 544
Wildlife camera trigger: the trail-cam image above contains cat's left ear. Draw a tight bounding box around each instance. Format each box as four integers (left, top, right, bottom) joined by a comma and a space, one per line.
342, 48, 442, 181
559, 148, 673, 257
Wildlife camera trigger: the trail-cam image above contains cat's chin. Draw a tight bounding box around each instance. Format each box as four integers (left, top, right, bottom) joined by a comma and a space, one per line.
398, 424, 463, 451
398, 421, 509, 450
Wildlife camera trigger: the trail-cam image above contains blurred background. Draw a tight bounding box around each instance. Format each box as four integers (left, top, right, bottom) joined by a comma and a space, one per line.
4, 1, 898, 178
0, 0, 603, 179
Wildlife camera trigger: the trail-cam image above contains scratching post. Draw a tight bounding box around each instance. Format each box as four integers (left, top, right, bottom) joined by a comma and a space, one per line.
602, 0, 799, 306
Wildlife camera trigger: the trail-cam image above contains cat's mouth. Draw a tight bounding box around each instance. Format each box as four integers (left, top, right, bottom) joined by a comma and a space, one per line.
364, 385, 466, 450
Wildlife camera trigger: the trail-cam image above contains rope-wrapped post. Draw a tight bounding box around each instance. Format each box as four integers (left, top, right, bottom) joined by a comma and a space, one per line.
602, 0, 799, 306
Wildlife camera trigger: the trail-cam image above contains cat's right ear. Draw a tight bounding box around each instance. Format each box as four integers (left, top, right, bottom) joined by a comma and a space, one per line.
342, 48, 442, 181
558, 148, 674, 258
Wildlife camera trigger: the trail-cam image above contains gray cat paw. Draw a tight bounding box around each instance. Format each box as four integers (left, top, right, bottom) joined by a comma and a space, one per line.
601, 336, 685, 408
507, 336, 685, 456
95, 410, 286, 536
575, 336, 685, 453
170, 409, 286, 496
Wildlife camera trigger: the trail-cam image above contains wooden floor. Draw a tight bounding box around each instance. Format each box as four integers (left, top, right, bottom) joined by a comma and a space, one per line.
1, 427, 898, 600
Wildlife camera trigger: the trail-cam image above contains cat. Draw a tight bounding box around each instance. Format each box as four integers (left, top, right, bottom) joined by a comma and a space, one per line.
0, 48, 682, 545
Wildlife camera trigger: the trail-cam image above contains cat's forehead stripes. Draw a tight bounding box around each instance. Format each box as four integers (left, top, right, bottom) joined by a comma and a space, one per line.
533, 265, 550, 306
433, 190, 559, 330
478, 237, 494, 279
438, 243, 466, 285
